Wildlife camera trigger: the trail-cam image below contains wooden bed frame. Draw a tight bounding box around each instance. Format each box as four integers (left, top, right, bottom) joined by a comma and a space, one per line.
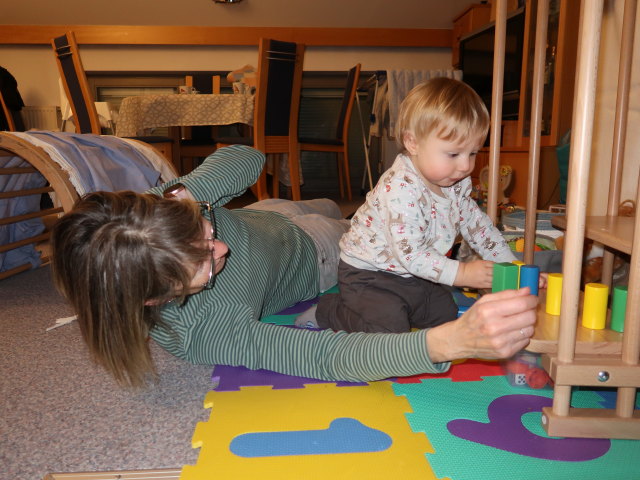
489, 0, 639, 439
0, 132, 177, 281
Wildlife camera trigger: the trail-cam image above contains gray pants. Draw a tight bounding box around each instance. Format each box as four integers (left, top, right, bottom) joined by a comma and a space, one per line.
245, 198, 350, 292
316, 259, 458, 333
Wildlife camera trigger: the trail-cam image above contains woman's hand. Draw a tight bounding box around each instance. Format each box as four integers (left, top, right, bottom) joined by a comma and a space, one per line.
453, 260, 494, 289
426, 287, 538, 363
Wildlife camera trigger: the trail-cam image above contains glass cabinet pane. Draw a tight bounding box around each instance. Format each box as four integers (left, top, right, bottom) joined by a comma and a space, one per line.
522, 0, 560, 139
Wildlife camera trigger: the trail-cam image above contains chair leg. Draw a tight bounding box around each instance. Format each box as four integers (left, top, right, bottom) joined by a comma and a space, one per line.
339, 151, 352, 201
271, 154, 280, 199
251, 167, 270, 200
288, 146, 302, 201
336, 153, 345, 199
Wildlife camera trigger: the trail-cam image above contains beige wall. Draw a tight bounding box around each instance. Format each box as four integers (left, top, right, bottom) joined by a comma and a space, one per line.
3, 0, 638, 216
1, 0, 469, 105
1, 0, 467, 28
1, 45, 452, 106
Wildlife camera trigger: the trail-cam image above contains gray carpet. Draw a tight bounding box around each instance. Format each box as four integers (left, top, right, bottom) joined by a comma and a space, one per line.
1, 266, 213, 479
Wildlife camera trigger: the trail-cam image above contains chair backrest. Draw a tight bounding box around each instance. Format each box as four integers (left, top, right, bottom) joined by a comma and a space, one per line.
0, 90, 16, 131
335, 63, 361, 141
52, 31, 102, 134
186, 74, 221, 95
253, 38, 305, 150
0, 66, 26, 131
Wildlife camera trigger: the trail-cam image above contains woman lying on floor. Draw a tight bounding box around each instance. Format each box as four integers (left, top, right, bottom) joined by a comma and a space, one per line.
51, 145, 537, 388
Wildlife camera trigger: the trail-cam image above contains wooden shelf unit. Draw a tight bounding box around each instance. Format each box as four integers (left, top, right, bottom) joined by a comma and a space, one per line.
552, 215, 635, 255
527, 290, 624, 356
488, 0, 639, 439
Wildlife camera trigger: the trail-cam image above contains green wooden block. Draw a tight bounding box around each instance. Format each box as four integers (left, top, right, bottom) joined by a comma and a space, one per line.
492, 262, 520, 292
610, 285, 627, 333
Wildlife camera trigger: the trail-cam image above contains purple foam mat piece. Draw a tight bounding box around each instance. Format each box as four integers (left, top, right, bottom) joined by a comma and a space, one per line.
276, 296, 320, 315
447, 394, 611, 461
212, 364, 368, 391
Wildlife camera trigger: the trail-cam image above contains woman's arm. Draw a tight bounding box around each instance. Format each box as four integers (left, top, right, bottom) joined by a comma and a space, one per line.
175, 288, 538, 382
149, 145, 265, 208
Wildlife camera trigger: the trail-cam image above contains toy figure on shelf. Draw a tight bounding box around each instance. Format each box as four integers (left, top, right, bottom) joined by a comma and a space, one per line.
478, 165, 513, 206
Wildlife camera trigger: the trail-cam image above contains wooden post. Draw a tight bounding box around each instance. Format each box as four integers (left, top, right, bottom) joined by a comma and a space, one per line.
487, 0, 507, 224
523, 0, 549, 265
551, 0, 603, 418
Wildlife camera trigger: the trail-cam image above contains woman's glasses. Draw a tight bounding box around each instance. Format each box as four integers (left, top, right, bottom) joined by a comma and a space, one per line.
198, 202, 217, 290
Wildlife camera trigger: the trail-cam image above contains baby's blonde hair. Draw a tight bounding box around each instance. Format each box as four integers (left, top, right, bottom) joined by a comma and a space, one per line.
395, 77, 490, 151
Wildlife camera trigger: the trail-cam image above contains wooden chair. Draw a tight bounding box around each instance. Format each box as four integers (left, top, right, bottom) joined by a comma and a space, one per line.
0, 67, 26, 132
51, 31, 174, 163
216, 38, 305, 201
0, 91, 18, 131
299, 63, 361, 201
177, 74, 222, 174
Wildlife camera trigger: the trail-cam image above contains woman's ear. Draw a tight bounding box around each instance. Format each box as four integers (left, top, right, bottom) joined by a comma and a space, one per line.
403, 132, 418, 155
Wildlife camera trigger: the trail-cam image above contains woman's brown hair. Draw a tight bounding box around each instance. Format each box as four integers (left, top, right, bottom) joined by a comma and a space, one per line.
51, 191, 209, 388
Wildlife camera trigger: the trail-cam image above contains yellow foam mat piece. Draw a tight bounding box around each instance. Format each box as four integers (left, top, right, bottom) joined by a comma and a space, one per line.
180, 382, 439, 480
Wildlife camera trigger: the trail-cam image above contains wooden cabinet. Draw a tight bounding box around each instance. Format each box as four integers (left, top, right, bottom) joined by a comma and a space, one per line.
472, 146, 560, 208
517, 0, 581, 147
452, 3, 492, 68
456, 0, 580, 206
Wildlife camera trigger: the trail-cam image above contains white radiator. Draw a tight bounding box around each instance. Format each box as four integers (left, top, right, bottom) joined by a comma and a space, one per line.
21, 106, 61, 131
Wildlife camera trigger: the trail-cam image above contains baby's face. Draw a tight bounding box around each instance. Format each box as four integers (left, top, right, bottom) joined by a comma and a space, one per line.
406, 131, 481, 193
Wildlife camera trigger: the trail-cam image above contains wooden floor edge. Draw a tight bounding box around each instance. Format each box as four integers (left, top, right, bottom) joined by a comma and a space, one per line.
43, 468, 182, 480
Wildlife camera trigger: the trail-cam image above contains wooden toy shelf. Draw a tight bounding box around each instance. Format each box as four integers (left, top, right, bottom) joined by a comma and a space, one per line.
526, 289, 624, 355
552, 215, 634, 255
487, 0, 639, 439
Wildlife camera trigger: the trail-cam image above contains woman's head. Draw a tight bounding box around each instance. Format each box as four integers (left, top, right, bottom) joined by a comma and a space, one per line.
395, 77, 490, 152
51, 190, 210, 387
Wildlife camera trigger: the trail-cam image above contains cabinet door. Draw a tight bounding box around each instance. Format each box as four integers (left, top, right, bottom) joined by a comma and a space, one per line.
517, 0, 580, 147
452, 4, 492, 68
499, 148, 561, 208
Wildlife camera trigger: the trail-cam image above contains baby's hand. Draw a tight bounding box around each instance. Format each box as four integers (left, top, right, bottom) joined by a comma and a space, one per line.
539, 272, 548, 289
454, 260, 494, 289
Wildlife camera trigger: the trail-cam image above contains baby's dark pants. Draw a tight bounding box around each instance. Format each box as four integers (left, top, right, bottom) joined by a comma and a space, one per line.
316, 260, 459, 333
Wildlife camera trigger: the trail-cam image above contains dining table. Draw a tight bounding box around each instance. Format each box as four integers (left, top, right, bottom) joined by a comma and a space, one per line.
115, 93, 254, 138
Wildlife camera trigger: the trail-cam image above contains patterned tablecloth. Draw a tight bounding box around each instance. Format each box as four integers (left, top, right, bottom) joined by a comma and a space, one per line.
115, 93, 254, 137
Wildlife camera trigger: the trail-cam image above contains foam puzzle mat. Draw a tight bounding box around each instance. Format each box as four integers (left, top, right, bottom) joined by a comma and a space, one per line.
181, 295, 640, 480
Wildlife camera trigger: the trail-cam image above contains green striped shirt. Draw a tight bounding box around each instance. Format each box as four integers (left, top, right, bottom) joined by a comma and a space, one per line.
148, 145, 449, 381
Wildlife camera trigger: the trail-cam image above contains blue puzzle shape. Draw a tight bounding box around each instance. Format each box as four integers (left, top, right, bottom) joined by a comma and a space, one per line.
229, 418, 392, 457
